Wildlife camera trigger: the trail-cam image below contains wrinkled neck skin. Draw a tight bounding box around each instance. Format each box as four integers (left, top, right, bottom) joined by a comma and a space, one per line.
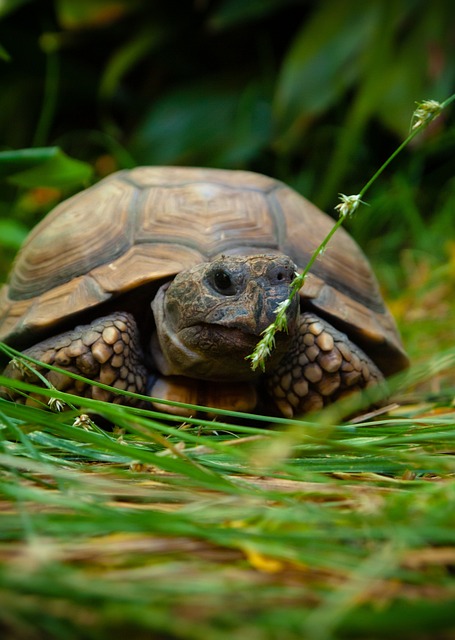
150, 254, 299, 382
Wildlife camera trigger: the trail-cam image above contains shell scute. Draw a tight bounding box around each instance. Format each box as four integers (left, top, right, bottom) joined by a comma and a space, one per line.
8, 179, 134, 301
133, 179, 278, 257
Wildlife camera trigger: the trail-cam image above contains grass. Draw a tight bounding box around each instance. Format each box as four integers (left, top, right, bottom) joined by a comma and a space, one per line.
0, 335, 454, 640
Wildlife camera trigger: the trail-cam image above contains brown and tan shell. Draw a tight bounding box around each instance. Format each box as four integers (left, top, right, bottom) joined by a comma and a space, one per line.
0, 166, 408, 375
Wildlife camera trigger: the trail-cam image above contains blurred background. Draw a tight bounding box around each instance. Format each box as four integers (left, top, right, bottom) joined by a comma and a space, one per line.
1, 0, 454, 358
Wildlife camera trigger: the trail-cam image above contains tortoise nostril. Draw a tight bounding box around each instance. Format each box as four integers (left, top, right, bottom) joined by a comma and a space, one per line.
268, 263, 293, 284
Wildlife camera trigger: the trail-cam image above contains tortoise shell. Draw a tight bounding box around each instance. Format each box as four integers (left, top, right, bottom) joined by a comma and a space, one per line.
0, 166, 408, 375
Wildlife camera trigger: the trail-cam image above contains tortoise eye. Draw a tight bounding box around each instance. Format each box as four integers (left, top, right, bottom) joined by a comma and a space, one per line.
212, 269, 236, 295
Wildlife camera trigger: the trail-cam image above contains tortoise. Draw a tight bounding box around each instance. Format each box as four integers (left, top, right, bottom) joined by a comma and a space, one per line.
0, 166, 408, 418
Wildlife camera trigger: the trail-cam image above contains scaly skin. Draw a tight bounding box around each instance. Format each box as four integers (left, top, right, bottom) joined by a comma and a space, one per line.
268, 312, 383, 418
1, 312, 147, 407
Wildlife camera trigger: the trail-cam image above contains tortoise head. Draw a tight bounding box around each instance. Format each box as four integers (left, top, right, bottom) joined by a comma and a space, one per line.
151, 254, 299, 381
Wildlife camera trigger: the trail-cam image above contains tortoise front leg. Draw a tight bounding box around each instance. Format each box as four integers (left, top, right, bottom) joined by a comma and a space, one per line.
267, 312, 384, 418
1, 312, 147, 407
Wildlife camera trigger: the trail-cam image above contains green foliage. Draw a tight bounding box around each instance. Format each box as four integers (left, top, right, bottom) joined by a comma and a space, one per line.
0, 2, 455, 638
0, 147, 92, 187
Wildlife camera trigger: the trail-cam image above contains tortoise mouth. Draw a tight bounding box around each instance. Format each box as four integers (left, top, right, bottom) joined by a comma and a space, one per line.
184, 322, 259, 354
183, 321, 292, 366
175, 322, 288, 381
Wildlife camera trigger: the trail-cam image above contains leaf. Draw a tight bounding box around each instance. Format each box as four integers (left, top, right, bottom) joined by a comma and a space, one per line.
0, 147, 93, 188
0, 218, 28, 249
243, 547, 285, 573
55, 0, 138, 29
131, 83, 236, 165
99, 26, 166, 101
0, 42, 11, 61
131, 80, 271, 167
375, 5, 455, 139
0, 0, 32, 19
274, 1, 380, 138
208, 0, 295, 30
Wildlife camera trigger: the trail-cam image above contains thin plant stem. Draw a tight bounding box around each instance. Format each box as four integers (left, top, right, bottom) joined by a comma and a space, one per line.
247, 96, 454, 371
33, 38, 60, 147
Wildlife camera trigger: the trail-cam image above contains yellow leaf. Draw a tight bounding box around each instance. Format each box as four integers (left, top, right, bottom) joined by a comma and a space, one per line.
244, 548, 284, 573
